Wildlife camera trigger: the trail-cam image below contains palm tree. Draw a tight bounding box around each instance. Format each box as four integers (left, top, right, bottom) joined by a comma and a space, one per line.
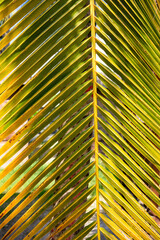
0, 1, 159, 239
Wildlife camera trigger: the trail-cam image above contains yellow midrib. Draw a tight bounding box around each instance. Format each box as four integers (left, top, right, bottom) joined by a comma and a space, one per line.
90, 0, 101, 239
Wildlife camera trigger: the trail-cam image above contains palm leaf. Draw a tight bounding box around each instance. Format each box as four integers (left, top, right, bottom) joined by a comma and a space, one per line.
0, 0, 159, 239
